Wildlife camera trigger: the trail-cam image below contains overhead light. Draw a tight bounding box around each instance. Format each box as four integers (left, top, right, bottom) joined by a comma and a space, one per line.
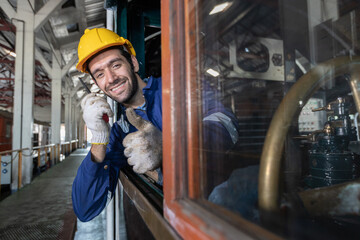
4, 49, 16, 57
209, 2, 232, 15
206, 68, 219, 77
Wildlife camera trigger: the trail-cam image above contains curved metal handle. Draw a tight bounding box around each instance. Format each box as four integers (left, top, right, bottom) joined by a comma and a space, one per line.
258, 56, 360, 214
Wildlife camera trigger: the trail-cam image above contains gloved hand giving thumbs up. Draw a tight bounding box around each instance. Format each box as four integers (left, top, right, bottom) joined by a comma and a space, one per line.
123, 108, 162, 174
81, 93, 114, 144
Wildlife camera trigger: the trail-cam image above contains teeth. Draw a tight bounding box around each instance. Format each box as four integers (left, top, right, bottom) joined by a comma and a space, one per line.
112, 82, 125, 91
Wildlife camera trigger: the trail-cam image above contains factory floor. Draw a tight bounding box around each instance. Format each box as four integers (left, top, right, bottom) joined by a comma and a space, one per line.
0, 147, 105, 240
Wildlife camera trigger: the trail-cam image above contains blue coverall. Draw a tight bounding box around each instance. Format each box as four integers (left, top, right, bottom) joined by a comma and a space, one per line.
72, 76, 239, 222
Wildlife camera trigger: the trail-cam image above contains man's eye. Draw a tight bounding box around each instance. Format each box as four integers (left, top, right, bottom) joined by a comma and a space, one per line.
96, 73, 104, 79
112, 63, 121, 69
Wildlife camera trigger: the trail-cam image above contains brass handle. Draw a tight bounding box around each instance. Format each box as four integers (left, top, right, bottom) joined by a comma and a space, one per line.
258, 56, 360, 214
311, 106, 328, 112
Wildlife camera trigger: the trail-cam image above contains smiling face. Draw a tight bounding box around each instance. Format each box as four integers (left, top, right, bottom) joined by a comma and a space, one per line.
88, 48, 144, 107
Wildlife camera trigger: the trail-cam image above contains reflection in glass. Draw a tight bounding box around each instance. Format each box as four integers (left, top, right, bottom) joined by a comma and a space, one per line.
194, 0, 360, 239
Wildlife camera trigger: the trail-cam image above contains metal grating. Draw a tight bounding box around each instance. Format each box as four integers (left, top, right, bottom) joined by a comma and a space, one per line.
0, 221, 64, 240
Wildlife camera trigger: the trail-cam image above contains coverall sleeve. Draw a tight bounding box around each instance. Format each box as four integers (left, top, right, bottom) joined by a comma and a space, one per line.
72, 126, 127, 222
201, 81, 240, 192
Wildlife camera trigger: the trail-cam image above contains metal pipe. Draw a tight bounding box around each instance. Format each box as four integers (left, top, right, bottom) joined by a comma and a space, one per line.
258, 56, 360, 214
106, 4, 116, 240
145, 31, 161, 42
18, 151, 22, 189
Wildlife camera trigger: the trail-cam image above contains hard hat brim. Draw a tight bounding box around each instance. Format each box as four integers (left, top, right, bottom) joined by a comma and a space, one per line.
76, 42, 127, 73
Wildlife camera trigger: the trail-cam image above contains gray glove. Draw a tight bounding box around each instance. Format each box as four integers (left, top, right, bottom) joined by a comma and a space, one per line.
123, 108, 162, 174
81, 93, 114, 144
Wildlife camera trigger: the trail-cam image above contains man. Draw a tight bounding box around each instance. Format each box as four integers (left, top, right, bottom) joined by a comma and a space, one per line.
72, 28, 239, 222
72, 28, 163, 221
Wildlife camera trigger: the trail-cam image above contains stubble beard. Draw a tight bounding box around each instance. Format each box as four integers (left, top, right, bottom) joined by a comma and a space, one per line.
111, 70, 139, 105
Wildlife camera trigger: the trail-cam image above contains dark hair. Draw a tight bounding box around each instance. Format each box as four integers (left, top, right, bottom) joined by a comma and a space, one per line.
85, 45, 135, 77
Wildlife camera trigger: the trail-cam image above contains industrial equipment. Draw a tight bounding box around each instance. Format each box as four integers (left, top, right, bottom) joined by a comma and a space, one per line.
305, 97, 360, 188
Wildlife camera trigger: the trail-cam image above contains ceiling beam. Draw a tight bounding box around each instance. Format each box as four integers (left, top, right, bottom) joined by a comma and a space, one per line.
61, 54, 77, 78
35, 46, 52, 78
71, 75, 89, 97
71, 81, 83, 97
0, 42, 14, 52
35, 37, 52, 51
60, 41, 79, 51
0, 2, 16, 20
34, 0, 67, 32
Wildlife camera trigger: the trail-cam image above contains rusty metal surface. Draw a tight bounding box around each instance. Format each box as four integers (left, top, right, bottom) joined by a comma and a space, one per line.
299, 180, 360, 217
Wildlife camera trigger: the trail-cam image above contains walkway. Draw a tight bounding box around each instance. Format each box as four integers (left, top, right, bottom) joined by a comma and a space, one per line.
0, 148, 88, 240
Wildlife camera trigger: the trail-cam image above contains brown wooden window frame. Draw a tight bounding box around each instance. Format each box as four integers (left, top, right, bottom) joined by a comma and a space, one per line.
161, 0, 280, 239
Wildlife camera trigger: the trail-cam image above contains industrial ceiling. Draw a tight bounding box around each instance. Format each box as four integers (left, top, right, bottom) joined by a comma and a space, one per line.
0, 0, 108, 123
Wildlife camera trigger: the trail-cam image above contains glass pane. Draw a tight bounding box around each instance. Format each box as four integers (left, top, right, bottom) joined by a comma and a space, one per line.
196, 0, 360, 238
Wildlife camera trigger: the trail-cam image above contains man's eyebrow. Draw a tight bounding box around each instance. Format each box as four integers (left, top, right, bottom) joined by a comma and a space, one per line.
91, 57, 124, 76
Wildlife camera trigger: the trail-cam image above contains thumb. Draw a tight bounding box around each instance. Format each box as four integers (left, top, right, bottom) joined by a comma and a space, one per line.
104, 107, 114, 118
126, 108, 148, 130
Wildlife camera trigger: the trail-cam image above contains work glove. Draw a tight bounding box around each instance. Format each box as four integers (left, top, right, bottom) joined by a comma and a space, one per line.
123, 108, 162, 174
81, 93, 114, 144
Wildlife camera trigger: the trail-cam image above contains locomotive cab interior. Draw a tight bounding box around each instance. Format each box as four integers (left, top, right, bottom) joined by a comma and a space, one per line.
122, 0, 360, 238
157, 0, 360, 239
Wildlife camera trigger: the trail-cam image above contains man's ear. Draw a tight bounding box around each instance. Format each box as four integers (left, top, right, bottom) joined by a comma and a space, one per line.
131, 55, 139, 73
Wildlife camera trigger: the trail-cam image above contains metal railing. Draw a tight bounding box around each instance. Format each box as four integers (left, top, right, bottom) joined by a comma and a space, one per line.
33, 144, 57, 168
60, 140, 79, 158
0, 148, 28, 193
0, 139, 79, 198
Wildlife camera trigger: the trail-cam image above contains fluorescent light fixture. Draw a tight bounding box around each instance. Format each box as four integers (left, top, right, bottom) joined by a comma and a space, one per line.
4, 49, 16, 57
209, 2, 232, 15
206, 68, 219, 77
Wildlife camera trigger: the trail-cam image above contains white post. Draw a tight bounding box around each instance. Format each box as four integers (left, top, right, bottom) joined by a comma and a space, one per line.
106, 6, 117, 240
12, 18, 25, 191
64, 90, 71, 142
52, 52, 62, 163
13, 1, 36, 187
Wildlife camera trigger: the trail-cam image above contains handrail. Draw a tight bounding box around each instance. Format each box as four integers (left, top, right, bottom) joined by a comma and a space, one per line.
0, 139, 79, 199
258, 56, 360, 215
33, 143, 55, 150
47, 140, 79, 161
0, 148, 28, 192
0, 148, 29, 155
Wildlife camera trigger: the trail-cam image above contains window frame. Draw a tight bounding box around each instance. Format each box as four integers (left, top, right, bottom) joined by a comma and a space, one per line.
161, 0, 280, 239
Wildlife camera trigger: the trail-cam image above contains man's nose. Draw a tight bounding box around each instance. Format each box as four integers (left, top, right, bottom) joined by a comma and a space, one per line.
106, 68, 116, 83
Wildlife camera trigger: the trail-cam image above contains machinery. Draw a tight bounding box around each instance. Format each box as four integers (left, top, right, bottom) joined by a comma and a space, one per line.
305, 97, 360, 188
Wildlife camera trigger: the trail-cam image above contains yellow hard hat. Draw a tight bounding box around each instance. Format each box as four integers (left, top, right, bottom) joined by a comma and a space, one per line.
76, 28, 136, 72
